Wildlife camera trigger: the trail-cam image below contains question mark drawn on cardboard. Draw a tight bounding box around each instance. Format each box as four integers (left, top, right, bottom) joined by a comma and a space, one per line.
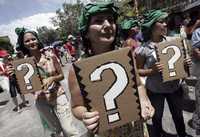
162, 45, 181, 77
90, 62, 128, 123
17, 63, 34, 90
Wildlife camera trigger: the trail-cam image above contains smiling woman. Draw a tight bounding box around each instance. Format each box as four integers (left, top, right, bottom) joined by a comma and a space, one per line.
15, 27, 81, 137
68, 2, 155, 137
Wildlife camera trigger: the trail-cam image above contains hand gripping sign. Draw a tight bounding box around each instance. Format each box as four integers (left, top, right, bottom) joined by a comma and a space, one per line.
13, 57, 42, 94
73, 48, 140, 133
156, 37, 189, 82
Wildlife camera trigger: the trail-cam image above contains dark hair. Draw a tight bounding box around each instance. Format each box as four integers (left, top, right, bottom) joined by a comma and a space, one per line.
80, 12, 119, 56
142, 24, 154, 42
167, 13, 183, 30
16, 31, 43, 56
187, 10, 200, 27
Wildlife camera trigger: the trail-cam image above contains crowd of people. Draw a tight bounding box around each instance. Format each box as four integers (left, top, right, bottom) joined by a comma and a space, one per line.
0, 1, 200, 137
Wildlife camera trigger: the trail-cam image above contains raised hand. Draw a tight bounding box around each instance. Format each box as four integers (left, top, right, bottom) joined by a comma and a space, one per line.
82, 111, 100, 133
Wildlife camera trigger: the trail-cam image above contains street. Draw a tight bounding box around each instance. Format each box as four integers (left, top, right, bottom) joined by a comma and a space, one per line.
0, 62, 199, 137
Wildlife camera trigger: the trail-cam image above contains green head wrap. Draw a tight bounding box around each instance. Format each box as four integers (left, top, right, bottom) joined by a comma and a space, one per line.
79, 2, 119, 34
15, 27, 38, 37
142, 10, 168, 29
15, 27, 26, 36
141, 10, 168, 41
121, 19, 140, 30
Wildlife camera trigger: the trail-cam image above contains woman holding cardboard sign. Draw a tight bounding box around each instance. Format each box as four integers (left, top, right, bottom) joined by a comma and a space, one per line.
68, 2, 154, 136
15, 28, 80, 137
135, 10, 192, 137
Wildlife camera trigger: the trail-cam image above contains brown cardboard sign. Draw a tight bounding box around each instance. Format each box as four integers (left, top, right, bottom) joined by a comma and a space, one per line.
73, 48, 140, 133
156, 38, 188, 82
13, 57, 42, 94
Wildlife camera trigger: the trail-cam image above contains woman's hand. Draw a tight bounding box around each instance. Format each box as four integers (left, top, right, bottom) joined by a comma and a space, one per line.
32, 90, 43, 99
151, 62, 163, 74
193, 48, 200, 59
82, 111, 100, 133
140, 98, 155, 121
5, 64, 15, 76
184, 57, 192, 68
42, 77, 55, 91
184, 57, 192, 74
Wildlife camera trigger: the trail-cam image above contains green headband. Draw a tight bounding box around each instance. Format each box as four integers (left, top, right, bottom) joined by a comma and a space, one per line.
79, 2, 119, 34
142, 10, 168, 29
121, 19, 140, 30
15, 27, 37, 37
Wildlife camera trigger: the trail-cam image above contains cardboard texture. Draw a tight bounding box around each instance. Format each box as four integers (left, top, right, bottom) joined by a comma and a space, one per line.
73, 48, 140, 133
13, 57, 42, 94
156, 38, 188, 82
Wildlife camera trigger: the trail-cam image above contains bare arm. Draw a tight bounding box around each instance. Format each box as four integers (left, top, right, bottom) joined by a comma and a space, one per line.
68, 66, 86, 119
133, 56, 155, 119
193, 47, 200, 59
135, 54, 153, 76
135, 54, 163, 77
68, 66, 99, 132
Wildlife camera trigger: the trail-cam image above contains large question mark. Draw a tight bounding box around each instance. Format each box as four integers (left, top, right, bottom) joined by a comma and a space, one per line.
17, 63, 34, 90
162, 45, 181, 77
90, 62, 128, 123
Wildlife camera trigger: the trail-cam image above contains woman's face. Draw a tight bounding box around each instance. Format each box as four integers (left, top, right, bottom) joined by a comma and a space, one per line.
23, 32, 39, 50
86, 12, 116, 48
152, 18, 167, 37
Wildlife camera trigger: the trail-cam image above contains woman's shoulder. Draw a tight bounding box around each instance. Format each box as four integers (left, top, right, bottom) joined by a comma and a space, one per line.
193, 27, 200, 35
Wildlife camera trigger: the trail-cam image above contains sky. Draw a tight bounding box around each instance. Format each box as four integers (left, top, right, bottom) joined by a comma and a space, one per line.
0, 0, 90, 46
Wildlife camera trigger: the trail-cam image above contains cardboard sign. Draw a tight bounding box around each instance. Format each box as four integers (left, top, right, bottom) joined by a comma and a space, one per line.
73, 48, 140, 133
156, 38, 188, 82
13, 57, 42, 94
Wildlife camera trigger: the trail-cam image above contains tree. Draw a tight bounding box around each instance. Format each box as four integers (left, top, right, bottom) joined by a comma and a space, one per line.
51, 0, 145, 41
37, 26, 60, 46
117, 0, 145, 21
51, 0, 83, 41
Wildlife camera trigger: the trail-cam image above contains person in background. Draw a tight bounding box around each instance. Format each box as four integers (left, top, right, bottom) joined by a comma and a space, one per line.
185, 10, 200, 40
15, 27, 81, 137
64, 35, 76, 61
190, 13, 200, 135
51, 42, 64, 67
68, 2, 154, 136
121, 18, 141, 51
0, 50, 10, 94
167, 13, 183, 37
0, 50, 29, 112
135, 10, 192, 137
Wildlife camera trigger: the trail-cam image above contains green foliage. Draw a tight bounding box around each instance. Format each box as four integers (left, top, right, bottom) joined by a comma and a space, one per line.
117, 0, 145, 22
50, 0, 145, 40
51, 0, 83, 41
37, 26, 60, 46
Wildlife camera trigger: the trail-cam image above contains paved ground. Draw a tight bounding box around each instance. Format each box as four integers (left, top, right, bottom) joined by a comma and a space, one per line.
147, 84, 199, 137
0, 60, 199, 137
0, 63, 86, 137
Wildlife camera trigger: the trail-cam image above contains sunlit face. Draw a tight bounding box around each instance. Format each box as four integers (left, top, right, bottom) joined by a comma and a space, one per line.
152, 18, 167, 37
23, 32, 39, 50
86, 12, 116, 49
